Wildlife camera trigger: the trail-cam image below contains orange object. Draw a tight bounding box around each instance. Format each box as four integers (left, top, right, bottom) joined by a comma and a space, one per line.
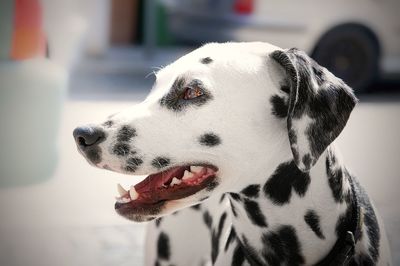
11, 0, 45, 60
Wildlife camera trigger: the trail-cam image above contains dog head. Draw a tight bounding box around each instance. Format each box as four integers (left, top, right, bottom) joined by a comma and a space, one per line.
73, 42, 356, 222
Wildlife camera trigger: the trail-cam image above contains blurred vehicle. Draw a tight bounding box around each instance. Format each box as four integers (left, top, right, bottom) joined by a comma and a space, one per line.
163, 0, 400, 92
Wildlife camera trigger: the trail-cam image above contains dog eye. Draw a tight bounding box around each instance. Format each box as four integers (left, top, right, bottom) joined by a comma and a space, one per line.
183, 86, 204, 100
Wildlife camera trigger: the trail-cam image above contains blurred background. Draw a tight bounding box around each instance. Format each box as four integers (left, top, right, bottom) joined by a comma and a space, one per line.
0, 0, 399, 265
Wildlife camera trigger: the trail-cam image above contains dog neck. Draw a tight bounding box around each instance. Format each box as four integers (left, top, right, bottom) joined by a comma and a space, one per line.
225, 144, 353, 265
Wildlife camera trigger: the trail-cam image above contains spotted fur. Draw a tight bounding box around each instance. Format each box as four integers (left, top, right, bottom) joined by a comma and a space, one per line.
263, 160, 311, 205
157, 232, 170, 260
200, 57, 213, 64
152, 157, 171, 169
74, 42, 391, 266
199, 133, 221, 147
116, 125, 136, 142
304, 210, 325, 239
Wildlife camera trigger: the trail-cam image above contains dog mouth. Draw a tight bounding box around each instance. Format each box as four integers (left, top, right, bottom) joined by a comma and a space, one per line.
114, 164, 218, 218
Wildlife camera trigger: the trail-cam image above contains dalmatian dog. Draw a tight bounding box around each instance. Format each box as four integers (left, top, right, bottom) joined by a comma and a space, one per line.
73, 42, 391, 265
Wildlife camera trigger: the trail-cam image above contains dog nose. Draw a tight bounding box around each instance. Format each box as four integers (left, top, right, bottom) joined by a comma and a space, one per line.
73, 126, 105, 149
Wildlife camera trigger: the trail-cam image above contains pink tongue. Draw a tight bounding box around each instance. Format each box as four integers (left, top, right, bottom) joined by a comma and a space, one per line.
134, 166, 188, 193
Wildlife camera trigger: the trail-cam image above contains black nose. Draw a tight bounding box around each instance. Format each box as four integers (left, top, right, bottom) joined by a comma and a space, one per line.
73, 126, 105, 149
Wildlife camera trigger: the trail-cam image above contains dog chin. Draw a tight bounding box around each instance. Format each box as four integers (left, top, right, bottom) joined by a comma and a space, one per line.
116, 197, 208, 223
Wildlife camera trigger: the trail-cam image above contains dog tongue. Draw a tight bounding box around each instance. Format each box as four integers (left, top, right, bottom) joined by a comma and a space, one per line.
134, 166, 187, 193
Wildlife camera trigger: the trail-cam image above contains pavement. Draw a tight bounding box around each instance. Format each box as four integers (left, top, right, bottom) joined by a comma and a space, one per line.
0, 46, 399, 265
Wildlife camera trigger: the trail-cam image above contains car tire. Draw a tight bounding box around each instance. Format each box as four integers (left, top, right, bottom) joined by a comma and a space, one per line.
312, 25, 379, 93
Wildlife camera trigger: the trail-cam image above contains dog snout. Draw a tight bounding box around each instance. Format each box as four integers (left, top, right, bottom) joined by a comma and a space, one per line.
73, 126, 105, 150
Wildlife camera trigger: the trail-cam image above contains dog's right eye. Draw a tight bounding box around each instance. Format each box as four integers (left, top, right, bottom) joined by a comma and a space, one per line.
183, 86, 204, 100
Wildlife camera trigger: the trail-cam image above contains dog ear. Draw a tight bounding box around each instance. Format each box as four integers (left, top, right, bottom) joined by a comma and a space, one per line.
270, 48, 358, 172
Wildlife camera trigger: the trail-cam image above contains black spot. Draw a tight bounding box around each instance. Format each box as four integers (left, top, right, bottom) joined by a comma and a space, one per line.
228, 193, 241, 217
206, 180, 219, 192
304, 210, 325, 239
218, 212, 227, 233
200, 196, 210, 201
191, 204, 201, 211
231, 244, 245, 266
230, 201, 238, 217
264, 161, 311, 205
151, 157, 171, 169
203, 211, 213, 229
211, 212, 227, 264
200, 57, 213, 64
229, 193, 241, 202
243, 199, 268, 227
326, 150, 345, 203
241, 184, 260, 198
280, 84, 290, 94
102, 120, 114, 127
154, 260, 160, 266
112, 143, 130, 156
219, 193, 226, 203
270, 94, 288, 118
117, 125, 136, 142
155, 217, 162, 227
302, 154, 312, 170
262, 225, 305, 266
125, 157, 143, 172
86, 147, 102, 164
225, 227, 236, 252
335, 205, 353, 239
157, 232, 170, 260
240, 235, 264, 265
262, 231, 284, 265
199, 133, 221, 147
211, 232, 219, 264
353, 176, 381, 263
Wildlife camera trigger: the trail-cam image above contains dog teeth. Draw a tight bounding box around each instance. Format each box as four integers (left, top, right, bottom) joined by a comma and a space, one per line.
117, 183, 128, 196
129, 186, 139, 200
190, 166, 203, 173
182, 170, 194, 180
170, 177, 181, 187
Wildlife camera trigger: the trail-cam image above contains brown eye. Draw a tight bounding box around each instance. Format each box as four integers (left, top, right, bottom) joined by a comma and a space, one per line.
183, 86, 204, 100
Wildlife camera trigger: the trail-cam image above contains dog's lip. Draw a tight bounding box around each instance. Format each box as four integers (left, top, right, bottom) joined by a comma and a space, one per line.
114, 163, 218, 212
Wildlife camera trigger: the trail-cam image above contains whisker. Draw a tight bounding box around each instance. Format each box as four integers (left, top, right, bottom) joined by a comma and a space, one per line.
145, 70, 157, 79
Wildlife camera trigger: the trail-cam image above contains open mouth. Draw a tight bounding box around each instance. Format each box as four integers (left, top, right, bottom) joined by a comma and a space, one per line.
114, 164, 218, 217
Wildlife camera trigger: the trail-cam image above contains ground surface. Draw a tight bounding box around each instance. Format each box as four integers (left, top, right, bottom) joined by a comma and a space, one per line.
0, 47, 399, 265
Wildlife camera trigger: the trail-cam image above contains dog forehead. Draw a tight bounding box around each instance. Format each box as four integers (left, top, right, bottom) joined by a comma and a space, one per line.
174, 42, 280, 70
153, 42, 282, 92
